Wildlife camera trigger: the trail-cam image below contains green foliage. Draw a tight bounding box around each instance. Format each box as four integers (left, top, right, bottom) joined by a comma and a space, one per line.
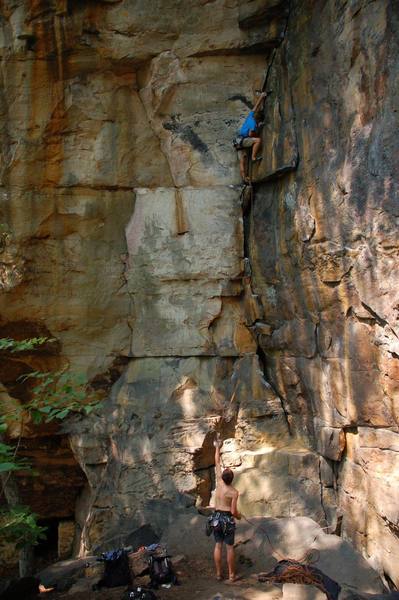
0, 336, 55, 353
0, 506, 47, 549
0, 336, 101, 551
0, 341, 101, 476
23, 370, 99, 423
0, 367, 101, 475
0, 441, 30, 474
0, 337, 100, 548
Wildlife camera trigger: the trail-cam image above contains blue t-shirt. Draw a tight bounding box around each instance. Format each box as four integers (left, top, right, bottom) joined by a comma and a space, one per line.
239, 111, 257, 137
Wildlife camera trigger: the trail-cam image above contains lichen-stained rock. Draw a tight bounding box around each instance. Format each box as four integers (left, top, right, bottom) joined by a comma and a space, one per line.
138, 53, 266, 187
69, 353, 290, 550
224, 445, 337, 526
0, 188, 134, 373
339, 428, 399, 588
125, 186, 249, 356
1, 64, 172, 189
0, 0, 269, 377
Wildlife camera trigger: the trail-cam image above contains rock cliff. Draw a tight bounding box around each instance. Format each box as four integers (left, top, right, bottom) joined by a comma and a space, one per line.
0, 0, 397, 589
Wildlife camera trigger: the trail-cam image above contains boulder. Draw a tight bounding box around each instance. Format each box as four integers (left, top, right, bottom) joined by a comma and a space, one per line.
38, 557, 97, 592
282, 584, 325, 600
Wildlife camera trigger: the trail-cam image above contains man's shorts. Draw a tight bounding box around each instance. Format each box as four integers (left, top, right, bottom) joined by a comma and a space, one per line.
212, 510, 236, 546
238, 137, 256, 158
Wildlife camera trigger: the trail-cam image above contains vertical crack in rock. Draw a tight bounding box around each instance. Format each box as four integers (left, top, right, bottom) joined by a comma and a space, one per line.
318, 457, 329, 527
240, 1, 294, 436
261, 0, 292, 92
256, 344, 292, 435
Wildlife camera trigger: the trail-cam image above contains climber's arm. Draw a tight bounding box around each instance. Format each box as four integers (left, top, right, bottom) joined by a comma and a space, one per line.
253, 91, 267, 113
231, 490, 241, 520
214, 439, 222, 479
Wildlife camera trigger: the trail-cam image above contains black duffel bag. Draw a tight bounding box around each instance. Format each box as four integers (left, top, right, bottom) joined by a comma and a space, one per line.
96, 549, 131, 589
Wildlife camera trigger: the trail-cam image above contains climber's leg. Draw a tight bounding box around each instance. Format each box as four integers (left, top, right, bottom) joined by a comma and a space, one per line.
214, 542, 223, 579
239, 151, 247, 181
250, 137, 262, 161
226, 544, 236, 581
239, 138, 257, 181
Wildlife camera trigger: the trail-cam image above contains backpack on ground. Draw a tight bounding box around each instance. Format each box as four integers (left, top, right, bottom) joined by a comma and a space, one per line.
122, 587, 158, 600
148, 554, 177, 588
96, 549, 131, 588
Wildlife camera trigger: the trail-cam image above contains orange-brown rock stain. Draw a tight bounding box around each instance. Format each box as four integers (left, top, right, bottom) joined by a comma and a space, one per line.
26, 15, 66, 189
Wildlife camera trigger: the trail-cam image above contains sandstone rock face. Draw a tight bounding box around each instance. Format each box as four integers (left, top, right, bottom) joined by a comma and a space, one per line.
0, 0, 397, 590
247, 0, 399, 587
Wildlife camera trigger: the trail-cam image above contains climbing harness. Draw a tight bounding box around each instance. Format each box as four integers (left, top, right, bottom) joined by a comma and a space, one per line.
206, 511, 236, 538
233, 134, 245, 150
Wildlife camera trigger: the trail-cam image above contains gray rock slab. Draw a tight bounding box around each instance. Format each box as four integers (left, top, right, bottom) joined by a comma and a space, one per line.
38, 557, 96, 591
283, 584, 326, 600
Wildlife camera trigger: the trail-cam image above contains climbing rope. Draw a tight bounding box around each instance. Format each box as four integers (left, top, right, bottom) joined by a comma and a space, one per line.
257, 561, 340, 600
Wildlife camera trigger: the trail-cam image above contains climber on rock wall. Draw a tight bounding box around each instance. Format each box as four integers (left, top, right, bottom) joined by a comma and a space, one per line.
210, 437, 242, 583
235, 91, 269, 181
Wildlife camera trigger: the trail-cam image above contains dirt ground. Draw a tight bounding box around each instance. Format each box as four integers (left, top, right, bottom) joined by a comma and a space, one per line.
50, 558, 283, 600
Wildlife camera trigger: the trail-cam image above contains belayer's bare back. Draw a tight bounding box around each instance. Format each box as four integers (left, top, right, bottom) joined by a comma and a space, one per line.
215, 481, 239, 513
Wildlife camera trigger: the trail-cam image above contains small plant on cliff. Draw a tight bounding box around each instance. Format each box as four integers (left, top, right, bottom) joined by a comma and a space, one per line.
0, 507, 47, 549
0, 435, 30, 474
21, 370, 99, 423
0, 336, 102, 572
0, 336, 52, 353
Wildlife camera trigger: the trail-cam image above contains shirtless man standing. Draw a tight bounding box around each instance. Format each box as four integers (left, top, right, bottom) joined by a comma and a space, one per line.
212, 438, 241, 582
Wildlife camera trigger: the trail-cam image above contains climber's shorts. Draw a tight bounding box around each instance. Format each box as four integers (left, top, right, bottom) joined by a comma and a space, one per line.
212, 511, 236, 546
237, 137, 256, 157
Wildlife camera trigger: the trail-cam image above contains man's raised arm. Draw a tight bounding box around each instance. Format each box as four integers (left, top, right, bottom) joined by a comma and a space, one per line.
214, 437, 223, 479
253, 91, 267, 113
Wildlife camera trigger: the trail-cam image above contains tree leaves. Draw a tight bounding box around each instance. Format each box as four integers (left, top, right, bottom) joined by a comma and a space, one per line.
0, 507, 47, 548
0, 335, 102, 549
0, 337, 55, 353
